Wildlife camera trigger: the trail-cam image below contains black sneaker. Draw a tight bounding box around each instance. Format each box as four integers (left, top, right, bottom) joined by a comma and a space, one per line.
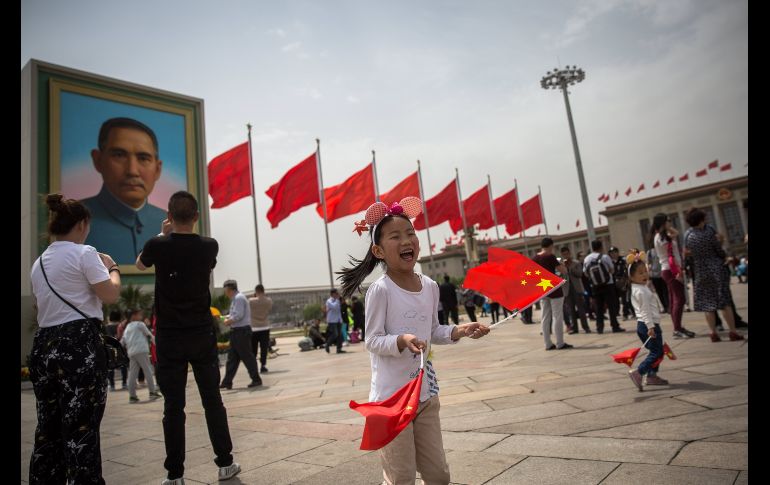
680, 328, 696, 338
336, 349, 347, 354
219, 383, 232, 390
546, 344, 556, 351
612, 327, 627, 333
557, 343, 574, 349
247, 380, 262, 388
261, 366, 269, 373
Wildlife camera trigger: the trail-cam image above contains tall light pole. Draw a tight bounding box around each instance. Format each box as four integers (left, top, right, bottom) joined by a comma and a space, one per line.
540, 65, 595, 244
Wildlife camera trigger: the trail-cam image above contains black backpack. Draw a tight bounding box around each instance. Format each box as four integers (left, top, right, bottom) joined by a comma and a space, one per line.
586, 257, 611, 287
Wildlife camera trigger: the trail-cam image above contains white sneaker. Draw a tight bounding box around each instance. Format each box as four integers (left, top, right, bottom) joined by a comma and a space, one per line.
219, 462, 241, 481
161, 478, 185, 485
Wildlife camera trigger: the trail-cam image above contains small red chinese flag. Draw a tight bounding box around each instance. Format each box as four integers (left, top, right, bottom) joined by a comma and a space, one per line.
350, 368, 423, 450
667, 176, 675, 185
614, 190, 619, 199
575, 219, 580, 227
597, 194, 605, 202
653, 180, 660, 188
695, 169, 707, 177
612, 347, 642, 367
208, 142, 251, 209
720, 163, 732, 172
708, 160, 719, 169
463, 248, 565, 312
625, 187, 632, 196
663, 342, 677, 360
637, 183, 645, 192
679, 173, 689, 182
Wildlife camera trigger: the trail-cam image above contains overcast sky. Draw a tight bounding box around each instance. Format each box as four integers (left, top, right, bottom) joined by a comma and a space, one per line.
22, 0, 748, 289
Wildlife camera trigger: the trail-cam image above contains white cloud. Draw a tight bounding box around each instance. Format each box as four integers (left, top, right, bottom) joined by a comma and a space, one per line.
296, 86, 322, 99
555, 0, 624, 47
282, 41, 301, 52
267, 28, 286, 37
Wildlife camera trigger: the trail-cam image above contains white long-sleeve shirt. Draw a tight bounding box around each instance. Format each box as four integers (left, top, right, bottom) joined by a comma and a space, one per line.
364, 273, 456, 403
631, 283, 661, 326
654, 233, 681, 272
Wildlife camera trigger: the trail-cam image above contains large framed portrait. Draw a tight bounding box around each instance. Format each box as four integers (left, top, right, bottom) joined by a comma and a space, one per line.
25, 60, 209, 278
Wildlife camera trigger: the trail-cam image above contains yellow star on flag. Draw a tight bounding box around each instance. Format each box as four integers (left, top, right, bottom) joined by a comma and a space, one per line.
536, 278, 554, 292
535, 270, 541, 275
525, 270, 532, 276
405, 405, 413, 411
520, 279, 527, 285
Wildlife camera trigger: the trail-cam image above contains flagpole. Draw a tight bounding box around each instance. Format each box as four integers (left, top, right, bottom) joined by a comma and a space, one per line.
455, 168, 468, 232
372, 150, 380, 202
417, 160, 434, 264
246, 124, 263, 285
538, 185, 549, 235
316, 138, 335, 288
515, 179, 529, 256
487, 174, 501, 241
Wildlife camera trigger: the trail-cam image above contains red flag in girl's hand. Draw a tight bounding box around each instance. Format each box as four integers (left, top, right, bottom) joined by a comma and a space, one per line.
349, 368, 423, 450
462, 248, 565, 313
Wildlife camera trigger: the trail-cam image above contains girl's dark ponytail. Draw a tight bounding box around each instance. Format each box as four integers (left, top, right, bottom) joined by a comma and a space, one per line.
45, 193, 91, 236
338, 246, 382, 299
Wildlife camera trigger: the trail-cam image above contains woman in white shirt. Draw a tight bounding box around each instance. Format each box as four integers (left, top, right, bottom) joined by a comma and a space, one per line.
28, 194, 121, 484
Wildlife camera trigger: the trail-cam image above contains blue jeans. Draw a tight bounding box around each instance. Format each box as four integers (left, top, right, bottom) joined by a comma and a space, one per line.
636, 321, 663, 376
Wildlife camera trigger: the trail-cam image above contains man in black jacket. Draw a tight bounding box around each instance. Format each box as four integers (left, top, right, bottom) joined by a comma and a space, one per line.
439, 275, 459, 325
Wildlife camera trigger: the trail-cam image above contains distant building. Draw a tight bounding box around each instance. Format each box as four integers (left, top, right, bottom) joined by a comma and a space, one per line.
417, 176, 748, 280
601, 176, 747, 255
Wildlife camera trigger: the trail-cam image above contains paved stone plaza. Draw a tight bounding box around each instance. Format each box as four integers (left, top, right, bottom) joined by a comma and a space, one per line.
21, 283, 748, 484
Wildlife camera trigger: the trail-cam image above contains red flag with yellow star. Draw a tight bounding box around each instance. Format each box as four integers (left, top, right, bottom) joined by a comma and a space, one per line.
349, 367, 423, 450
612, 347, 642, 366
463, 247, 565, 312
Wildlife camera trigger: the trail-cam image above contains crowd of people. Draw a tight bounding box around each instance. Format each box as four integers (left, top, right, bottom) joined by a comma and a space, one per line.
27, 184, 747, 485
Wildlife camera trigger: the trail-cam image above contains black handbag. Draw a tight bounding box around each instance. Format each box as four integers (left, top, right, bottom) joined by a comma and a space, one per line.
39, 257, 129, 370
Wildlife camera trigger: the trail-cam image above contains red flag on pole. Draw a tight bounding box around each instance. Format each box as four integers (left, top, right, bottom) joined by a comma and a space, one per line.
614, 190, 619, 199
708, 160, 719, 169
449, 185, 494, 233
350, 363, 424, 450
556, 223, 560, 231
575, 219, 580, 227
316, 163, 375, 222
413, 180, 460, 231
625, 187, 632, 196
604, 194, 611, 202
667, 176, 675, 185
519, 194, 544, 231
208, 142, 251, 209
463, 248, 565, 312
379, 171, 420, 203
265, 152, 319, 228
720, 163, 732, 172
597, 194, 605, 202
652, 180, 660, 188
637, 183, 645, 193
679, 173, 689, 182
489, 188, 521, 235
695, 169, 707, 177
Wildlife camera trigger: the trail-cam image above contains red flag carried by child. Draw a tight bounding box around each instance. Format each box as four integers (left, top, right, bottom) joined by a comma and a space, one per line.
350, 356, 424, 450
462, 248, 564, 313
612, 347, 642, 367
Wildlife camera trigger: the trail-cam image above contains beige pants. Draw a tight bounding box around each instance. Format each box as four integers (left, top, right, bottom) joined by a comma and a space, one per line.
379, 395, 450, 485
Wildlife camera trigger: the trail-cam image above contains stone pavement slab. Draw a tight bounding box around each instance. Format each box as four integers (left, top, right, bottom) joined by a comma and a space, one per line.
444, 450, 526, 485
486, 435, 684, 464
484, 456, 618, 485
670, 441, 748, 470
601, 463, 739, 485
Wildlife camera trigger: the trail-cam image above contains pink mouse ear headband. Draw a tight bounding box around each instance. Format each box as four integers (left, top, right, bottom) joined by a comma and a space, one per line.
352, 196, 423, 237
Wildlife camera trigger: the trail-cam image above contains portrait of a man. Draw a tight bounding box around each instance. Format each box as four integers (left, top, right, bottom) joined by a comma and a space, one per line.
81, 117, 167, 263
51, 83, 196, 268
